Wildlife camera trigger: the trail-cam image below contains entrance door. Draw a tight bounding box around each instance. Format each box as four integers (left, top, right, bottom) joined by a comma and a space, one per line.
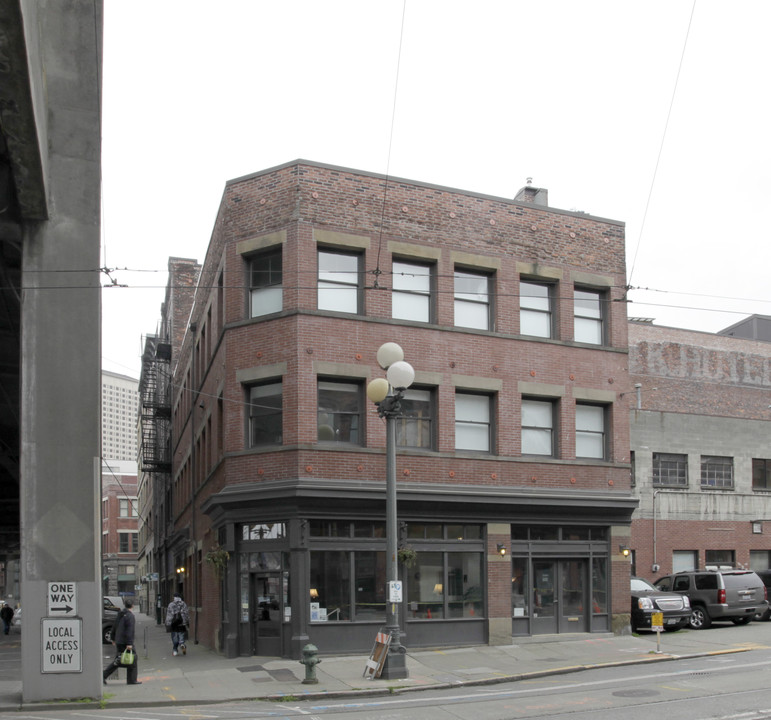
251, 573, 282, 656
531, 559, 588, 634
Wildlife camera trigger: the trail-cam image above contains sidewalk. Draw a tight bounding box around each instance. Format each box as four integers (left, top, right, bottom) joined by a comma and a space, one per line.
3, 612, 771, 710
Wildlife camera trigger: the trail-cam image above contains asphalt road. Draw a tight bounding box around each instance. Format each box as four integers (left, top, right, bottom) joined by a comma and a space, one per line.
2, 645, 771, 720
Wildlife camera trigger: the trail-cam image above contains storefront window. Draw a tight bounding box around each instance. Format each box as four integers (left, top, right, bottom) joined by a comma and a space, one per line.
592, 557, 608, 613
241, 522, 286, 540
512, 557, 529, 617
310, 551, 350, 621
249, 552, 282, 571
447, 552, 483, 618
354, 551, 386, 620
407, 552, 444, 619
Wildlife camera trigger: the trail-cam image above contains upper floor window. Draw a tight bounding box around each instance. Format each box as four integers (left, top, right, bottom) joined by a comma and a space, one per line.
318, 380, 362, 444
396, 387, 434, 450
119, 498, 137, 518
653, 452, 688, 486
454, 269, 491, 330
520, 281, 553, 338
392, 260, 432, 323
521, 398, 555, 456
455, 392, 492, 453
318, 250, 361, 314
248, 381, 283, 447
249, 249, 282, 318
575, 404, 606, 459
753, 459, 771, 491
701, 455, 734, 489
574, 288, 604, 345
119, 532, 139, 554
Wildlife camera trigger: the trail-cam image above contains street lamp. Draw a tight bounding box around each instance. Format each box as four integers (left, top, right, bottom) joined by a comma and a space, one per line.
366, 341, 414, 680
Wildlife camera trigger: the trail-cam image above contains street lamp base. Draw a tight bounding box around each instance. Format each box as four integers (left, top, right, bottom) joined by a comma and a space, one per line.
380, 650, 409, 679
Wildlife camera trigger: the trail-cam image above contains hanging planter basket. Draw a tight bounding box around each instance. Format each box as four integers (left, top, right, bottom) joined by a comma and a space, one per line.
397, 546, 418, 568
205, 544, 230, 576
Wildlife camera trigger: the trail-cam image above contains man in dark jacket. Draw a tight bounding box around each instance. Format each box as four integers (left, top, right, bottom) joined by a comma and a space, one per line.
103, 600, 141, 685
0, 603, 13, 635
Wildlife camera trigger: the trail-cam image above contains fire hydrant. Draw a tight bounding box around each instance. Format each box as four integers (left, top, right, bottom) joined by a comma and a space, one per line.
299, 643, 321, 684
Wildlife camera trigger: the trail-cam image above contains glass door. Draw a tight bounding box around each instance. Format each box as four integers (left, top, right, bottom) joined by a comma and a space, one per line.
531, 559, 588, 634
251, 572, 282, 656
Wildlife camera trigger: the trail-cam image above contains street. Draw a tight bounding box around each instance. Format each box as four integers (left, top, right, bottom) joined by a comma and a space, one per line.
2, 640, 771, 720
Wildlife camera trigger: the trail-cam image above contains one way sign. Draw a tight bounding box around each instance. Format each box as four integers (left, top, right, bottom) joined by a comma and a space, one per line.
47, 582, 77, 617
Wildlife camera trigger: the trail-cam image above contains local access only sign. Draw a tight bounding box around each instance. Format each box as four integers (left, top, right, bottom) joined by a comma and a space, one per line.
42, 582, 81, 673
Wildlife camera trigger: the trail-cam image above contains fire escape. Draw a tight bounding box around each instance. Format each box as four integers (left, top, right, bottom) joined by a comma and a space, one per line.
140, 337, 172, 472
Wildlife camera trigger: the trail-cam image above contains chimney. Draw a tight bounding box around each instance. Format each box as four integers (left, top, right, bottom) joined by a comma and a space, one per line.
514, 178, 548, 207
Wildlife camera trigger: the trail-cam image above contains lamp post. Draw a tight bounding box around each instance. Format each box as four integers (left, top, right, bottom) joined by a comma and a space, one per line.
366, 342, 414, 680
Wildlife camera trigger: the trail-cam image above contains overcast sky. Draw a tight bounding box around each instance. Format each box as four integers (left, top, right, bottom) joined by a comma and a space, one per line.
100, 0, 771, 379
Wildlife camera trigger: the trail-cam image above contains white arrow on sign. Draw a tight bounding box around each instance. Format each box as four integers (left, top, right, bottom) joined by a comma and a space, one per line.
47, 582, 77, 617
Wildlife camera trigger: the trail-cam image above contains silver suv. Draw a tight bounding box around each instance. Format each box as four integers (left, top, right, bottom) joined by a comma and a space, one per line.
654, 569, 767, 629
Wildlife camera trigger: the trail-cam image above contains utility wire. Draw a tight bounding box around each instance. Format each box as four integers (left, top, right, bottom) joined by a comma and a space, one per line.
627, 0, 697, 286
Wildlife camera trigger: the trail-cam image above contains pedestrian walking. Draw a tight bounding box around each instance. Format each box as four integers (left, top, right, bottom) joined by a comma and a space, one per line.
165, 592, 190, 656
0, 602, 12, 635
103, 599, 141, 685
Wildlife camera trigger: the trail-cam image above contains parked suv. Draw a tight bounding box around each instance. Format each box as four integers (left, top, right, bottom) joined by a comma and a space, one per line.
754, 570, 771, 621
102, 596, 122, 644
655, 569, 767, 629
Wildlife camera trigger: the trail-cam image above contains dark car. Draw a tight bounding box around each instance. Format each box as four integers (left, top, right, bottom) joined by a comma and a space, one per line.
102, 596, 122, 644
630, 576, 691, 632
755, 570, 771, 621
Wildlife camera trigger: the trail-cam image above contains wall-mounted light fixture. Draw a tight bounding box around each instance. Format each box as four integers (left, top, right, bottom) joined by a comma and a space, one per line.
309, 588, 319, 600
619, 545, 631, 558
433, 583, 443, 594
176, 566, 186, 574
497, 544, 507, 557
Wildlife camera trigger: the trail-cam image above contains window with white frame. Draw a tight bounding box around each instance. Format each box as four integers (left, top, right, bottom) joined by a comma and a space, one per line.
392, 260, 432, 323
700, 455, 734, 489
455, 392, 492, 452
249, 249, 283, 318
520, 281, 553, 338
574, 288, 604, 344
119, 498, 137, 518
521, 398, 555, 456
454, 269, 491, 330
248, 381, 283, 447
575, 404, 606, 459
395, 387, 434, 449
317, 379, 362, 444
318, 249, 361, 313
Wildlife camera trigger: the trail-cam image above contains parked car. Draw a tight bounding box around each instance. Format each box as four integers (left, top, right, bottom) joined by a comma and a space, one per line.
755, 570, 771, 621
102, 596, 122, 644
654, 569, 767, 629
630, 576, 690, 632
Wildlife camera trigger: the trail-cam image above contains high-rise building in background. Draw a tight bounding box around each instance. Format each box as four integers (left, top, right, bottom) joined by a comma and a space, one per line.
101, 370, 139, 463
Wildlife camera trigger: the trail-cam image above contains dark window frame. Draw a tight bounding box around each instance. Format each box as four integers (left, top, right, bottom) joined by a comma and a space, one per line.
653, 452, 688, 487
246, 380, 283, 448
248, 248, 283, 318
519, 279, 555, 339
392, 258, 435, 324
454, 267, 494, 331
317, 248, 363, 315
573, 286, 606, 345
700, 455, 734, 489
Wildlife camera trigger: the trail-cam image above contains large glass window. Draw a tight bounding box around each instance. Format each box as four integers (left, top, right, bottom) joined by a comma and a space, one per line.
249, 249, 283, 317
407, 552, 444, 620
455, 392, 492, 452
318, 250, 361, 313
512, 557, 529, 617
317, 380, 362, 444
396, 387, 433, 449
447, 552, 483, 618
392, 260, 432, 323
248, 381, 283, 447
575, 404, 606, 459
653, 452, 688, 486
454, 269, 491, 330
520, 281, 553, 338
354, 551, 386, 620
753, 459, 771, 490
574, 288, 604, 344
701, 455, 734, 489
309, 551, 350, 621
521, 398, 555, 456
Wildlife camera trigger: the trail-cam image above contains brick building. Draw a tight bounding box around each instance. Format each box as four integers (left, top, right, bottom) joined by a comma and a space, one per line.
101, 461, 139, 601
629, 319, 771, 578
152, 160, 636, 659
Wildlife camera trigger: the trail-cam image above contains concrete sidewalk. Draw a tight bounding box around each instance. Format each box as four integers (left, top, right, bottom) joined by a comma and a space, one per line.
3, 612, 770, 710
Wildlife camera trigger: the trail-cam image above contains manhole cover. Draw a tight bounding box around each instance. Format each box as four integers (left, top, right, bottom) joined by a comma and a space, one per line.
612, 689, 660, 698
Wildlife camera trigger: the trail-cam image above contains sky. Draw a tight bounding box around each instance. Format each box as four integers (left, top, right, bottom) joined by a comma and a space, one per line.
100, 0, 771, 379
